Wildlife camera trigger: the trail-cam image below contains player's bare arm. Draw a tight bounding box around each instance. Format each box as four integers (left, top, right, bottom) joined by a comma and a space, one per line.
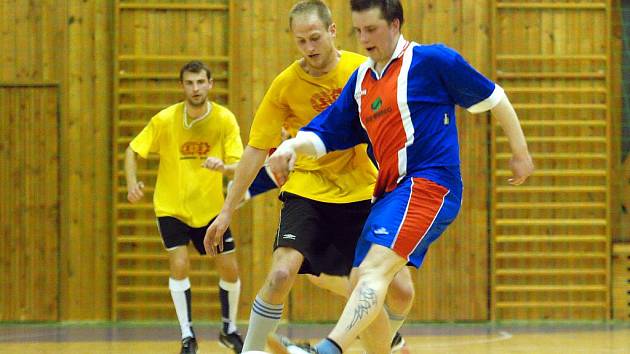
124, 146, 145, 203
491, 94, 534, 185
267, 135, 320, 186
201, 157, 238, 178
204, 145, 268, 255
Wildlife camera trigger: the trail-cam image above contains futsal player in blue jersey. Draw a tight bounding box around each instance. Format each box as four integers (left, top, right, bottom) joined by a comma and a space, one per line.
267, 1, 534, 353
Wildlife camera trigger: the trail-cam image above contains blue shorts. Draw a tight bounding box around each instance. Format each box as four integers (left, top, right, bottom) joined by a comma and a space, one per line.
354, 177, 461, 268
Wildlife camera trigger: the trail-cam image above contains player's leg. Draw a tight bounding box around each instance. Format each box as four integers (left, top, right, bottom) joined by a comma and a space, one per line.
305, 274, 350, 297
316, 177, 461, 354
242, 193, 322, 352
386, 266, 414, 348
191, 222, 243, 352
158, 217, 198, 353
325, 246, 406, 353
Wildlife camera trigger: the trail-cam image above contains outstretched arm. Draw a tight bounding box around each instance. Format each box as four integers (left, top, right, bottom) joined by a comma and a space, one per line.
266, 132, 324, 186
491, 94, 534, 185
204, 145, 268, 256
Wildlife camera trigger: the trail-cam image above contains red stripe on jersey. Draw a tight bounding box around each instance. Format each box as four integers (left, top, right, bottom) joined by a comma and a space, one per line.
359, 59, 406, 197
392, 178, 449, 258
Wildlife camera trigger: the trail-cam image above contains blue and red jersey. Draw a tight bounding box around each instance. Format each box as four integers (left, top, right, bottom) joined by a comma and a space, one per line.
299, 36, 504, 201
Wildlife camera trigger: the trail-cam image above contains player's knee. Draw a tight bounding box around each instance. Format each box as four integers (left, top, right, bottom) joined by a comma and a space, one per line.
389, 278, 415, 307
267, 268, 294, 292
170, 258, 189, 276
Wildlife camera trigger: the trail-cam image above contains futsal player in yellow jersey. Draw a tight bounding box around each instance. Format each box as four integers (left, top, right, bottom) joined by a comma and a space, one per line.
204, 1, 414, 352
125, 61, 244, 354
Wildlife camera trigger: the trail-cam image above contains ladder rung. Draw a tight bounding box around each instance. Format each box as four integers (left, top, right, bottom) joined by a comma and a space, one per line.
116, 270, 217, 277
116, 170, 157, 177
118, 55, 229, 62
119, 72, 228, 80
496, 252, 607, 259
118, 87, 229, 96
612, 244, 630, 255
117, 286, 219, 294
495, 152, 607, 160
496, 202, 607, 209
503, 87, 607, 93
496, 269, 607, 276
496, 185, 606, 193
117, 236, 161, 244
495, 301, 607, 308
511, 103, 607, 110
495, 169, 606, 177
496, 136, 607, 143
117, 219, 158, 227
496, 54, 607, 61
116, 302, 221, 309
495, 285, 607, 292
119, 104, 169, 111
116, 203, 154, 210
495, 235, 606, 242
498, 72, 605, 79
496, 218, 606, 226
119, 3, 228, 10
497, 3, 606, 10
516, 120, 606, 127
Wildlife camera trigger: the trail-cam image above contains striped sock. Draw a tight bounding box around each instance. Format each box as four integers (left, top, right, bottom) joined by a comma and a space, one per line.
242, 296, 283, 351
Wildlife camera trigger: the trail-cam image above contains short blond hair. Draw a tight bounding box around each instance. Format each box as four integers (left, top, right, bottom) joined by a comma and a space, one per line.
289, 0, 333, 29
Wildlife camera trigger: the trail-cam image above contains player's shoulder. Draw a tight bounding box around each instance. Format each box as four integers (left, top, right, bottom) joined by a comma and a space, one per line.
412, 43, 461, 63
211, 102, 237, 122
152, 102, 183, 124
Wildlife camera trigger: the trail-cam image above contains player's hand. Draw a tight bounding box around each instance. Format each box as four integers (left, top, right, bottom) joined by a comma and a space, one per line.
508, 152, 534, 185
127, 181, 145, 203
204, 211, 231, 256
202, 157, 225, 173
267, 141, 297, 186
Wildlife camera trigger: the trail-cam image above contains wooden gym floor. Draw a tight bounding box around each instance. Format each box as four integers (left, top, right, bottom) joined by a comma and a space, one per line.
0, 322, 628, 353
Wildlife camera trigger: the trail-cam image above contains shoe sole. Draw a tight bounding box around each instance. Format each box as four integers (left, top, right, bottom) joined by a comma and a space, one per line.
391, 337, 406, 352
266, 334, 291, 354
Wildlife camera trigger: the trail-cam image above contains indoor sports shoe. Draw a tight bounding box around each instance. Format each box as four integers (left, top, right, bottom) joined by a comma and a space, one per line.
391, 331, 406, 352
266, 334, 318, 354
219, 330, 244, 353
180, 336, 198, 354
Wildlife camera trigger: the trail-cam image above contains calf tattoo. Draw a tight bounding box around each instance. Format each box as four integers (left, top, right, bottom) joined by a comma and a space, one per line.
347, 284, 377, 330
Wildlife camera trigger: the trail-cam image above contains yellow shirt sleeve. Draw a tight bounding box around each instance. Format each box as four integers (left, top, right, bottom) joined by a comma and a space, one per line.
222, 111, 244, 164
248, 78, 286, 150
130, 115, 162, 158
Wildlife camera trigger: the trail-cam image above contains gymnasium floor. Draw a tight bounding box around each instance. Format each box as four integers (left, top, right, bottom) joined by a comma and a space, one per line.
1, 322, 629, 353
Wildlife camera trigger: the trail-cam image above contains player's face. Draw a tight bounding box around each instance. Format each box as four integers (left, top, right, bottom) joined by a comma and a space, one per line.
352, 7, 400, 66
291, 13, 337, 70
181, 70, 212, 107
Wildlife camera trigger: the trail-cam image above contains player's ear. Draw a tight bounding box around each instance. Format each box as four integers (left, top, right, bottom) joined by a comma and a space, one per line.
328, 22, 337, 38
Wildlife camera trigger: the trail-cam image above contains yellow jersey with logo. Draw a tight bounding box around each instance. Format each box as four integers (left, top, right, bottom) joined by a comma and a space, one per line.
248, 51, 376, 203
130, 102, 243, 227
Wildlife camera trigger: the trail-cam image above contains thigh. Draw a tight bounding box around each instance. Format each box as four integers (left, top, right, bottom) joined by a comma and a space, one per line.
189, 217, 235, 255
355, 177, 461, 268
157, 216, 191, 250
275, 193, 335, 276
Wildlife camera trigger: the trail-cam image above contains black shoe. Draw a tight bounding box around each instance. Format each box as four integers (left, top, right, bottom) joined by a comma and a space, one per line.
391, 331, 406, 352
219, 331, 244, 353
266, 334, 318, 354
180, 336, 198, 354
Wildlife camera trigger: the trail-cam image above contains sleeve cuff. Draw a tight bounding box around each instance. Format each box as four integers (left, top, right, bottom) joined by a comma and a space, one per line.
467, 84, 505, 114
296, 131, 327, 158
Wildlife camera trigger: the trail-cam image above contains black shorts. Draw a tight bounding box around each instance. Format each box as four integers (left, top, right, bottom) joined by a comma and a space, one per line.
274, 192, 371, 276
157, 216, 235, 255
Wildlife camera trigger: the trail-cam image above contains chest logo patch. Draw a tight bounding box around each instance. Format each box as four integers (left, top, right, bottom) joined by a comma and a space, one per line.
371, 97, 383, 112
180, 141, 210, 159
310, 88, 342, 112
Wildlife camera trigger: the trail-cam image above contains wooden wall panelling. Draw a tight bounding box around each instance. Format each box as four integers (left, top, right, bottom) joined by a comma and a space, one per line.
0, 85, 59, 321
491, 0, 611, 320
112, 0, 231, 321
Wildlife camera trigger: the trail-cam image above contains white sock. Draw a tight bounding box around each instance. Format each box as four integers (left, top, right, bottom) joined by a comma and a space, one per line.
169, 277, 193, 339
219, 278, 241, 334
